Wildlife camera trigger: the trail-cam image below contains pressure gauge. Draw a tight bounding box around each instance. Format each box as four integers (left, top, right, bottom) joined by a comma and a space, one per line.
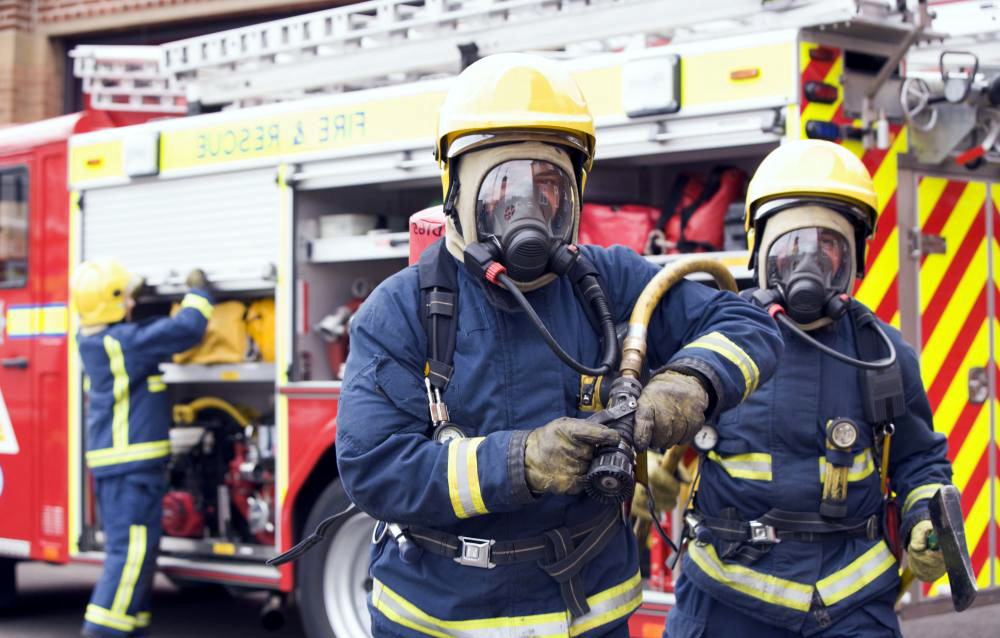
692, 425, 718, 453
827, 418, 859, 450
433, 422, 467, 444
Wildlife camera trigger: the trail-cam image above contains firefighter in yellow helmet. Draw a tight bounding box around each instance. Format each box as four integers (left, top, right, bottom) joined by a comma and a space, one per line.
335, 53, 782, 637
662, 140, 955, 638
72, 258, 213, 638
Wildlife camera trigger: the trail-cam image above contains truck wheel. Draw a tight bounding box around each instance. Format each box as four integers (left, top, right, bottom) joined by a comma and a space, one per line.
0, 558, 15, 609
296, 479, 374, 638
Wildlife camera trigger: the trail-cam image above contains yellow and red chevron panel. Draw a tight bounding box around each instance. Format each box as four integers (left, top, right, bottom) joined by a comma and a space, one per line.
796, 41, 906, 326
915, 177, 996, 592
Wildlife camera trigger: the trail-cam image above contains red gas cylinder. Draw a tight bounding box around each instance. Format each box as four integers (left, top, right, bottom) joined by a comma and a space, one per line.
409, 205, 446, 265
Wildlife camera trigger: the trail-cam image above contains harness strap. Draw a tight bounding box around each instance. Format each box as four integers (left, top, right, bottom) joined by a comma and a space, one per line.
699, 511, 877, 543
408, 507, 621, 617
418, 239, 460, 392
694, 506, 880, 563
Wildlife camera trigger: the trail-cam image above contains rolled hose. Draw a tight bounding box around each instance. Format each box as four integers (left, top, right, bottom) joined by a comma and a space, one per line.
586, 257, 738, 502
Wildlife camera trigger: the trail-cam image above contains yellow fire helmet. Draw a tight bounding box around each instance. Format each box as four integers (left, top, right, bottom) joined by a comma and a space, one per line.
71, 258, 140, 326
745, 139, 878, 276
435, 52, 596, 200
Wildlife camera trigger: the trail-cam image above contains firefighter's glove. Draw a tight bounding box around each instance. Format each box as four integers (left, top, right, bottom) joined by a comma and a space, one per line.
632, 451, 690, 524
908, 519, 946, 583
634, 371, 708, 452
524, 417, 620, 495
185, 268, 210, 292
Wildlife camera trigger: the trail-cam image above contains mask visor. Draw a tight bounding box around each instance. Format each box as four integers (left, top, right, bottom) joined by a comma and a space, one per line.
475, 159, 576, 243
765, 227, 852, 293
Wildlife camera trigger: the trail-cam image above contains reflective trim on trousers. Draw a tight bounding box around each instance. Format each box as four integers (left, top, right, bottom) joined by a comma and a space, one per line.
684, 331, 760, 398
687, 542, 813, 612
111, 525, 147, 617
902, 483, 946, 517
371, 571, 642, 637
447, 437, 489, 519
816, 540, 897, 606
135, 611, 152, 628
85, 604, 135, 633
818, 449, 875, 483
707, 451, 772, 481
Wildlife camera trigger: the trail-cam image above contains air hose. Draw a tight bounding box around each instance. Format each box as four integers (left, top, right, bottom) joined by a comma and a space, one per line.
496, 271, 617, 377
585, 258, 738, 503
772, 310, 897, 370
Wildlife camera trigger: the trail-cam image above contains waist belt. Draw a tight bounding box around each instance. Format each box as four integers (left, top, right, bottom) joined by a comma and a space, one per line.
699, 509, 881, 544
406, 506, 621, 619
690, 507, 880, 563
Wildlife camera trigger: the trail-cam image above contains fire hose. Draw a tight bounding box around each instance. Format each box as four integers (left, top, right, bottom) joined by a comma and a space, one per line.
584, 257, 738, 504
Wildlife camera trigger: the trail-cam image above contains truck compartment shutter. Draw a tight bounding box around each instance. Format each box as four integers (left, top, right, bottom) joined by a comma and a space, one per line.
81, 169, 279, 287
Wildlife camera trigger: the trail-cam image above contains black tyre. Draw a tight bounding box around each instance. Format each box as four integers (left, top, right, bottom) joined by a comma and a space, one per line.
296, 479, 375, 638
0, 558, 15, 610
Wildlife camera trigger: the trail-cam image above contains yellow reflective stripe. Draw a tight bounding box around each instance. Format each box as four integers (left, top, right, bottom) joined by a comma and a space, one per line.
180, 293, 213, 320
819, 449, 875, 483
147, 375, 166, 392
371, 571, 641, 637
816, 540, 897, 606
569, 571, 643, 636
687, 542, 813, 612
104, 335, 130, 449
112, 525, 147, 616
447, 437, 489, 519
707, 451, 773, 480
85, 604, 135, 632
684, 331, 760, 398
135, 611, 151, 628
903, 483, 946, 517
86, 440, 171, 467
465, 437, 488, 516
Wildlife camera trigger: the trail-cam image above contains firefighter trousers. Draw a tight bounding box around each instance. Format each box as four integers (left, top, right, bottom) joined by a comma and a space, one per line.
664, 575, 902, 638
83, 470, 165, 637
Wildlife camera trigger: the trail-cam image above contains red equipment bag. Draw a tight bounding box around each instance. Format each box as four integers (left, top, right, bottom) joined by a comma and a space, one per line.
659, 167, 746, 254
578, 204, 661, 254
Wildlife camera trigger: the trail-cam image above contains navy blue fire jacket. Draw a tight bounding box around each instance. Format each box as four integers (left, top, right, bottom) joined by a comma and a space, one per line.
678, 297, 951, 635
336, 244, 782, 637
78, 290, 213, 478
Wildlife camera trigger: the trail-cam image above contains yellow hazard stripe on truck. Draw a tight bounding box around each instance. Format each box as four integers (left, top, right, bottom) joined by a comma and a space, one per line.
6, 304, 68, 337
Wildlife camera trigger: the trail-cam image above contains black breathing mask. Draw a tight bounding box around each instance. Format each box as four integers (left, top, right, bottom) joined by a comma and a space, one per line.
764, 227, 852, 324
465, 158, 577, 284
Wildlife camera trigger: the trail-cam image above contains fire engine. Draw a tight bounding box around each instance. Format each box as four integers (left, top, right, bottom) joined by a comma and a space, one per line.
0, 0, 998, 636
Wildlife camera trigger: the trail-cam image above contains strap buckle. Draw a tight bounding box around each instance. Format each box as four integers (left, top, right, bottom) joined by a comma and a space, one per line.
454, 536, 496, 569
748, 520, 780, 544
866, 514, 880, 541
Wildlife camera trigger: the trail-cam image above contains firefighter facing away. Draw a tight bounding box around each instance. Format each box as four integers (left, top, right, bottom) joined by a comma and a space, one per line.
654, 140, 954, 638
335, 53, 783, 637
71, 259, 213, 638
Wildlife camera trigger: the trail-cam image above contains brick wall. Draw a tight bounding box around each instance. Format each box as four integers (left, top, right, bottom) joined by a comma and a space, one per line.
0, 0, 32, 32
36, 0, 226, 26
